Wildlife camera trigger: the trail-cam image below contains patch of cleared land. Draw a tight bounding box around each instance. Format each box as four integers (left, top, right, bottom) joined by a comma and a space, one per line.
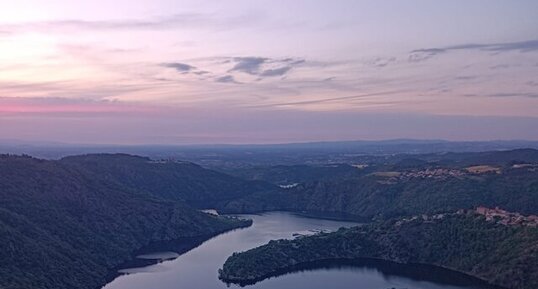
372, 171, 401, 177
465, 165, 501, 174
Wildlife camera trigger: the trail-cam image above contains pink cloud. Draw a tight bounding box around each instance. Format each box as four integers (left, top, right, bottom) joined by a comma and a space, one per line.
0, 97, 160, 116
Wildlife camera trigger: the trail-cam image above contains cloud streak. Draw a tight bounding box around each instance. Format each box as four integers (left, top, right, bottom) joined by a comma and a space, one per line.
161, 62, 196, 72
0, 13, 259, 34
226, 56, 303, 78
0, 79, 157, 101
229, 57, 267, 74
0, 97, 159, 116
259, 66, 292, 77
252, 90, 408, 108
409, 39, 538, 62
487, 92, 538, 98
215, 75, 240, 83
159, 56, 305, 84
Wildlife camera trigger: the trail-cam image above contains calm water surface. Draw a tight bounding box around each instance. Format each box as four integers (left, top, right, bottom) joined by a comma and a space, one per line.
102, 212, 494, 289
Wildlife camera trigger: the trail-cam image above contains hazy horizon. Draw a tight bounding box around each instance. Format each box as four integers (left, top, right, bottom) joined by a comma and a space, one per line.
2, 137, 538, 147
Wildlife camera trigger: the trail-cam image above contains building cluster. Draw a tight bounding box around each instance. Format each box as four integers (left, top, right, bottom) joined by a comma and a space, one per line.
374, 168, 466, 182
279, 183, 299, 189
394, 213, 446, 226
394, 207, 538, 228
376, 165, 509, 182
402, 168, 465, 179
512, 163, 538, 172
475, 206, 538, 227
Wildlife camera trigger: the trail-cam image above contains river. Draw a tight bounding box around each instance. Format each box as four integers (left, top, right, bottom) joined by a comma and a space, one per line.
102, 211, 495, 289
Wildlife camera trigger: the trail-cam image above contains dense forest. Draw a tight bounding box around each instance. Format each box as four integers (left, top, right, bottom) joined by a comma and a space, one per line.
60, 154, 277, 207
0, 154, 261, 289
220, 212, 538, 289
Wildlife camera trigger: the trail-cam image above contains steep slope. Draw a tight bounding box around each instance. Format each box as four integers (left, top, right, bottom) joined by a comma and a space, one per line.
220, 212, 538, 289
60, 154, 277, 207
0, 155, 251, 289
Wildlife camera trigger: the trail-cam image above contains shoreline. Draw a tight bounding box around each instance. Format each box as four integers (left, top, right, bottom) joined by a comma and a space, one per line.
221, 208, 370, 223
98, 219, 252, 289
218, 213, 535, 289
219, 257, 505, 289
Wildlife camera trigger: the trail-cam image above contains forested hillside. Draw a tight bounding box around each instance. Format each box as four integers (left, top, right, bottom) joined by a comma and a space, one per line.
220, 212, 538, 289
220, 150, 538, 219
60, 154, 276, 207
0, 154, 254, 289
221, 164, 366, 186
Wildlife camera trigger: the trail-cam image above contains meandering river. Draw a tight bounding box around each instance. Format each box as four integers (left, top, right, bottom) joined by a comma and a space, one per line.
102, 212, 495, 289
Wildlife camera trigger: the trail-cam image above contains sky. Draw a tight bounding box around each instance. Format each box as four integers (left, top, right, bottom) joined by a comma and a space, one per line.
1, 0, 538, 144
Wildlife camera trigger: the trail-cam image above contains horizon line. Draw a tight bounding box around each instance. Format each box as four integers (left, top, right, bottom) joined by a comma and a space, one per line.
1, 138, 538, 148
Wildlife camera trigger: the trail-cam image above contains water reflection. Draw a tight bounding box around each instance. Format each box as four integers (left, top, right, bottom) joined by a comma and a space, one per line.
225, 258, 501, 289
103, 212, 497, 289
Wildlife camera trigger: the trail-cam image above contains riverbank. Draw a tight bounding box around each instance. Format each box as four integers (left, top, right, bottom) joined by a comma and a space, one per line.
222, 209, 369, 222
220, 258, 503, 288
102, 212, 368, 289
99, 217, 252, 289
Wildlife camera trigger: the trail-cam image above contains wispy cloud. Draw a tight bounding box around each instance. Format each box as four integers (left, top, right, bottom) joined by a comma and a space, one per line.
161, 62, 196, 73
0, 96, 158, 116
489, 64, 513, 70
0, 13, 260, 34
447, 39, 538, 52
408, 48, 444, 62
454, 76, 478, 81
364, 57, 397, 67
252, 90, 407, 108
229, 57, 267, 74
487, 92, 538, 98
158, 56, 305, 83
215, 75, 240, 84
226, 56, 304, 78
0, 80, 150, 101
409, 39, 538, 62
259, 66, 291, 77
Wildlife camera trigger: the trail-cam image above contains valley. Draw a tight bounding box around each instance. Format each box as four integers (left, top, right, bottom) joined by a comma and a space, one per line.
1, 148, 537, 289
